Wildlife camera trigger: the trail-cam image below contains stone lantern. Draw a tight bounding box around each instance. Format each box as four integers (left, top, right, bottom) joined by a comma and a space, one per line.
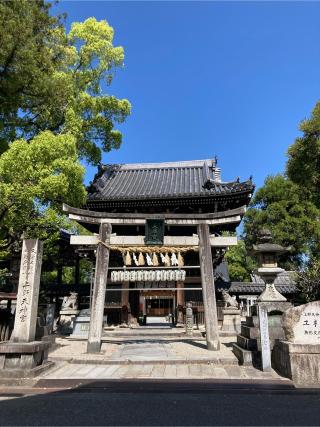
252, 229, 290, 302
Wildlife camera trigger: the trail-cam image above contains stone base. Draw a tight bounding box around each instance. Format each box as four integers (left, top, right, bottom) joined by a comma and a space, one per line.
175, 323, 185, 328
221, 308, 241, 334
0, 341, 52, 378
272, 340, 320, 385
70, 315, 90, 338
251, 301, 292, 317
58, 309, 80, 335
0, 361, 54, 379
233, 302, 292, 367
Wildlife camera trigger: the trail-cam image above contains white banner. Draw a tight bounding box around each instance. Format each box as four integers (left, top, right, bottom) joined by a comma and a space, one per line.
110, 269, 186, 282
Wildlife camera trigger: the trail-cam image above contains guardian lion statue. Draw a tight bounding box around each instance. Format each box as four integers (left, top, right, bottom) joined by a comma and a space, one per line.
221, 290, 238, 309
61, 292, 78, 310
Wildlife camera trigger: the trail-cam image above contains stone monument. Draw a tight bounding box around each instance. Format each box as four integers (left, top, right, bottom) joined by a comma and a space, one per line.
58, 292, 80, 335
272, 301, 320, 385
233, 230, 292, 367
70, 309, 108, 339
0, 239, 52, 378
221, 290, 241, 335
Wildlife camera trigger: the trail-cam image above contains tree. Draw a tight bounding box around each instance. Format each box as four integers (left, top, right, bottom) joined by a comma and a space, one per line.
243, 174, 320, 269
0, 1, 131, 164
0, 0, 64, 153
287, 102, 320, 209
295, 259, 320, 302
0, 131, 86, 253
225, 240, 256, 282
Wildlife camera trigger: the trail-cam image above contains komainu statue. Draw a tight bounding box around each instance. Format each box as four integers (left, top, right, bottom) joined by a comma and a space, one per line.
61, 292, 78, 310
222, 290, 238, 309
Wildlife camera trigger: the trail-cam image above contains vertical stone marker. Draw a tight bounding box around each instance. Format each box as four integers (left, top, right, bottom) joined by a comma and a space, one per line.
198, 223, 220, 350
258, 304, 271, 371
11, 239, 43, 343
87, 222, 112, 353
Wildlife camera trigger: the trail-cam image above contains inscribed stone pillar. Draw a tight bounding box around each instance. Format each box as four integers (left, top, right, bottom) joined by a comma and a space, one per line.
198, 223, 220, 351
258, 304, 271, 371
11, 239, 43, 343
87, 223, 112, 353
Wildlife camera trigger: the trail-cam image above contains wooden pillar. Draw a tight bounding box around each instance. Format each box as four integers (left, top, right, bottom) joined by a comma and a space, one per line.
121, 281, 129, 307
121, 281, 129, 324
198, 223, 220, 351
75, 253, 80, 285
176, 281, 185, 306
176, 281, 184, 325
87, 223, 112, 353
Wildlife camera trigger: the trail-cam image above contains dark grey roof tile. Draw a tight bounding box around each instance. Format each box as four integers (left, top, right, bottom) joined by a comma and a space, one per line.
88, 159, 254, 202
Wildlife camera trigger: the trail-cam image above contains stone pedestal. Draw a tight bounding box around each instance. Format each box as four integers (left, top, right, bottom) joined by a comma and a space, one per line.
58, 309, 80, 335
70, 310, 107, 339
4, 239, 53, 378
272, 341, 320, 385
71, 314, 90, 338
233, 301, 292, 366
221, 308, 241, 335
0, 341, 53, 378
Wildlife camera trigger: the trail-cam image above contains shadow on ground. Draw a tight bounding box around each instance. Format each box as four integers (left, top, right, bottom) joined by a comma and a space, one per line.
0, 379, 319, 426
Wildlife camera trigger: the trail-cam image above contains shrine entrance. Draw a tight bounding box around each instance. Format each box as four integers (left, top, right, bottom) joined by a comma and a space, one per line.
62, 158, 254, 353
143, 291, 175, 325
145, 296, 174, 318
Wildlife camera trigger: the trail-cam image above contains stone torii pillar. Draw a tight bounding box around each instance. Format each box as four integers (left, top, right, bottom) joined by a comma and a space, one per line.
198, 223, 220, 351
87, 223, 112, 353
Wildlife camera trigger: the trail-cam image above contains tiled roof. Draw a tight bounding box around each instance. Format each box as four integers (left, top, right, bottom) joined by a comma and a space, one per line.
251, 271, 296, 285
87, 159, 254, 202
228, 282, 297, 294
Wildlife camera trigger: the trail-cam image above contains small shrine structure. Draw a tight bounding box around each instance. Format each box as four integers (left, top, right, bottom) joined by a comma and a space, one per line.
63, 159, 254, 353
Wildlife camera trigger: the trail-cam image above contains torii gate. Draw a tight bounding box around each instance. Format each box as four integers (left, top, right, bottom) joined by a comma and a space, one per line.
63, 204, 243, 353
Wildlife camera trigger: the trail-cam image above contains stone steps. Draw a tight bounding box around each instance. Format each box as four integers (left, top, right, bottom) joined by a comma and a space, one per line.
49, 354, 239, 366
237, 335, 258, 351
232, 343, 260, 367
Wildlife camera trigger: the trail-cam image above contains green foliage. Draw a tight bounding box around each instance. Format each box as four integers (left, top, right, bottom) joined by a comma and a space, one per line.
295, 259, 320, 303
62, 266, 75, 285
0, 1, 131, 164
287, 102, 320, 209
79, 258, 94, 284
225, 240, 256, 282
243, 174, 320, 269
0, 131, 86, 251
0, 0, 63, 154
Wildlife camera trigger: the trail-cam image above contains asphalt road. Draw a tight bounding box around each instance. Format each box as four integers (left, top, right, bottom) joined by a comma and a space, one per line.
0, 380, 319, 426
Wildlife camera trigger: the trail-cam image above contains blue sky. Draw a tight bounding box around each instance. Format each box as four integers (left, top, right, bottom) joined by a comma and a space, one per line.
55, 1, 320, 189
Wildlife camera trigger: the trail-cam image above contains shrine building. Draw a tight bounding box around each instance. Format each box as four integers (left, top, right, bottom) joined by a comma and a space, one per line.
63, 158, 255, 353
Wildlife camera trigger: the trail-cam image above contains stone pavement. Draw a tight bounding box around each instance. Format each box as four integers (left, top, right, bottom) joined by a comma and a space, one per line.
41, 360, 289, 381
41, 333, 291, 383
48, 335, 237, 364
